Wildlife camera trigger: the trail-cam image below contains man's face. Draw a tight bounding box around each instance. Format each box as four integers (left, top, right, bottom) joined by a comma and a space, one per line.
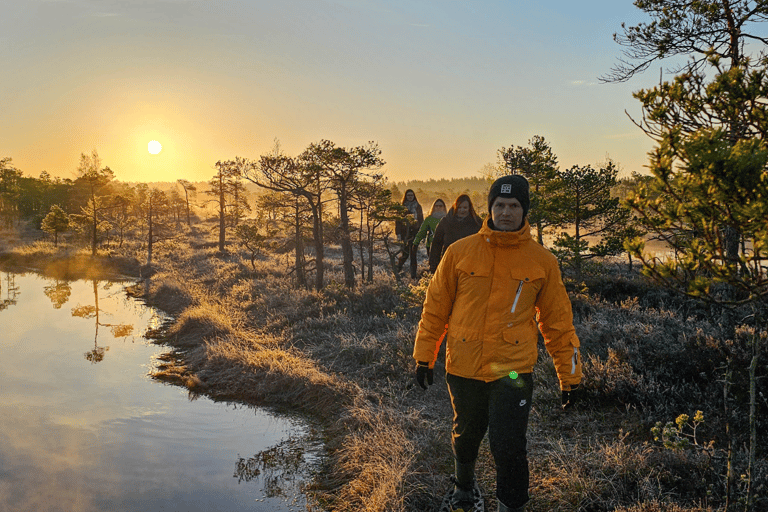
491, 197, 524, 231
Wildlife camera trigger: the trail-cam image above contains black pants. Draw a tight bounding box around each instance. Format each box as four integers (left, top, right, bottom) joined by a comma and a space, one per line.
446, 372, 533, 509
398, 237, 418, 278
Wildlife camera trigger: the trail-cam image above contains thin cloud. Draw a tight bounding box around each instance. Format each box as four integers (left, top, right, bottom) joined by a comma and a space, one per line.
570, 80, 597, 86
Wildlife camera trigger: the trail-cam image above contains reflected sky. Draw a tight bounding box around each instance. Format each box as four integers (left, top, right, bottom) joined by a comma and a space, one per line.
0, 271, 313, 512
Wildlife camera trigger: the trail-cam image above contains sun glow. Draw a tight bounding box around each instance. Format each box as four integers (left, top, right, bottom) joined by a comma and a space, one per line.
147, 140, 162, 154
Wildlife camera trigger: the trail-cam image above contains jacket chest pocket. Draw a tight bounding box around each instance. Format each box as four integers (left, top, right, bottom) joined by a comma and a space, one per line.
456, 260, 491, 291
508, 269, 544, 320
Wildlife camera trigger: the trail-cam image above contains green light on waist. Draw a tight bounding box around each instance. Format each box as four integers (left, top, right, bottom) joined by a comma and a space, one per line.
509, 371, 518, 380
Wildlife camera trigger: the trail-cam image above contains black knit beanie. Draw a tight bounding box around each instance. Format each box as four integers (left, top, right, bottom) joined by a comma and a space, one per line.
488, 175, 530, 217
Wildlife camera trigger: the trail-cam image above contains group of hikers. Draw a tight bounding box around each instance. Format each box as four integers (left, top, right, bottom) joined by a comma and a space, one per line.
395, 189, 484, 280
404, 176, 582, 512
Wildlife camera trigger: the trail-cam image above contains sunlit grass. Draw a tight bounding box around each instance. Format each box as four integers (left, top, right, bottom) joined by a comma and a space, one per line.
3, 222, 766, 511
0, 237, 140, 280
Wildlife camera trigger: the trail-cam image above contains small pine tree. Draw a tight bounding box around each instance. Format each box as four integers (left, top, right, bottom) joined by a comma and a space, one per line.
547, 161, 632, 281
41, 205, 70, 247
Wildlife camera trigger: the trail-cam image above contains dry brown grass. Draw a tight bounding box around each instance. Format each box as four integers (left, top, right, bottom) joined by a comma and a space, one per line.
4, 224, 766, 512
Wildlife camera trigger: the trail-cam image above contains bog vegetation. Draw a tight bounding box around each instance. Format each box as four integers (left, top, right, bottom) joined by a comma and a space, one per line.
3, 3, 768, 510
1, 136, 766, 512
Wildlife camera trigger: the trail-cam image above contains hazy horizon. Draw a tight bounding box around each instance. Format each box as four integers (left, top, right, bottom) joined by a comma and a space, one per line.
3, 1, 661, 184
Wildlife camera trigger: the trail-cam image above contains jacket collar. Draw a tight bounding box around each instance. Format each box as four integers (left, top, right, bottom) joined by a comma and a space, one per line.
480, 218, 532, 247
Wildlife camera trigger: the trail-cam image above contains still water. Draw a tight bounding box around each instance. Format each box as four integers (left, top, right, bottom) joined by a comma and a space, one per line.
0, 271, 318, 512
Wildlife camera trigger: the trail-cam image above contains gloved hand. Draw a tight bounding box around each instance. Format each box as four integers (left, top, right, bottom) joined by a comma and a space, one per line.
416, 361, 433, 390
562, 384, 579, 410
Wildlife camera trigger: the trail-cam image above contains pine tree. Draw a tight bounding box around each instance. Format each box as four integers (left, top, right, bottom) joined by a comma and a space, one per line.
41, 205, 70, 247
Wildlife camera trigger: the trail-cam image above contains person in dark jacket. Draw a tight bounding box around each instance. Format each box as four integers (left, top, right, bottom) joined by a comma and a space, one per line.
396, 189, 424, 279
428, 194, 483, 273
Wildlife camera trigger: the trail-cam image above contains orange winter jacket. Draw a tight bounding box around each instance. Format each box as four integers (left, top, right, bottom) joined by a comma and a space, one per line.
413, 219, 582, 390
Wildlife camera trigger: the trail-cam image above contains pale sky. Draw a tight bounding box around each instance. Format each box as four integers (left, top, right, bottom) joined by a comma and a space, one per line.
2, 0, 662, 183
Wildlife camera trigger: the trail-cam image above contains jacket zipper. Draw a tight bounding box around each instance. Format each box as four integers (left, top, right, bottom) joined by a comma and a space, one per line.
511, 280, 524, 313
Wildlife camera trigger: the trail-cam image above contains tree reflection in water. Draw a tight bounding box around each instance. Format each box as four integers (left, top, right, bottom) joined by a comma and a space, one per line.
70, 279, 135, 364
0, 272, 20, 311
233, 435, 308, 498
43, 279, 72, 309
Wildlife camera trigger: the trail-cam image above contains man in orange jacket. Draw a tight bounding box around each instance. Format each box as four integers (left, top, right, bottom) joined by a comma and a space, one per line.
413, 175, 582, 512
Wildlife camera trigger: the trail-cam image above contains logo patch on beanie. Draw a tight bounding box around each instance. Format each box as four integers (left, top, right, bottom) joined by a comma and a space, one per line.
500, 184, 512, 194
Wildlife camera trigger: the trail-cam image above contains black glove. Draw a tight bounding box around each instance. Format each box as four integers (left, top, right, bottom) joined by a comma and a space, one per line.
562, 385, 579, 410
416, 361, 434, 390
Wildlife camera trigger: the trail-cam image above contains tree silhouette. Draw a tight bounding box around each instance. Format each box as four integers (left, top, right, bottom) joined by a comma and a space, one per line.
176, 179, 197, 228
43, 279, 72, 309
244, 141, 331, 290
497, 135, 559, 245
301, 140, 385, 288
72, 280, 134, 364
548, 161, 633, 281
71, 150, 115, 256
40, 205, 70, 247
0, 157, 23, 229
350, 174, 395, 283
602, 0, 768, 83
0, 272, 20, 312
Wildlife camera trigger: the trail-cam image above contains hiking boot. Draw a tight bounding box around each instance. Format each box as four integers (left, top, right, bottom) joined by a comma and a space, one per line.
497, 499, 525, 512
440, 477, 482, 512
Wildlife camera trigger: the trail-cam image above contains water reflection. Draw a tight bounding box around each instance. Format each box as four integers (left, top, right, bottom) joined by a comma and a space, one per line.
70, 280, 135, 363
43, 278, 71, 309
0, 270, 317, 512
0, 271, 20, 311
235, 435, 314, 500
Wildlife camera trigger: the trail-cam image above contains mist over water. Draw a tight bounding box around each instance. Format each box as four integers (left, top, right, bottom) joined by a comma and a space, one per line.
0, 271, 315, 512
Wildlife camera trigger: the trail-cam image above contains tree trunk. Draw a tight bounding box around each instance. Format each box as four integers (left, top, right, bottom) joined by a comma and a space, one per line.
218, 173, 226, 252
724, 358, 734, 511
574, 188, 582, 282
747, 320, 760, 511
533, 183, 544, 245
307, 197, 324, 290
367, 224, 374, 283
338, 188, 355, 288
91, 201, 98, 256
383, 235, 402, 285
146, 198, 154, 266
183, 188, 191, 227
294, 200, 306, 289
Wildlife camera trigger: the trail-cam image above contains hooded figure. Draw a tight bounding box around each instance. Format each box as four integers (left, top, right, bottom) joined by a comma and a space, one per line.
428, 194, 483, 273
395, 189, 424, 278
413, 198, 447, 258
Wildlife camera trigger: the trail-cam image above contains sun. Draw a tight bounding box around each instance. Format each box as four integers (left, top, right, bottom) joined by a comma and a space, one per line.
148, 140, 162, 154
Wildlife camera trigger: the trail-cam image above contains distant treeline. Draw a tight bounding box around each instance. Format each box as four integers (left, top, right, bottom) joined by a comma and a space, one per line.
2, 137, 654, 286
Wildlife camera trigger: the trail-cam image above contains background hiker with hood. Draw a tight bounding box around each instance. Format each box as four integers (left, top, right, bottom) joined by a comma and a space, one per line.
395, 189, 424, 279
428, 193, 483, 273
413, 198, 447, 261
412, 175, 583, 512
